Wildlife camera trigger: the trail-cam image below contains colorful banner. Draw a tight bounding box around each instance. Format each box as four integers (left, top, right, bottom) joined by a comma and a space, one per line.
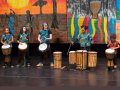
116, 0, 120, 20
68, 16, 116, 44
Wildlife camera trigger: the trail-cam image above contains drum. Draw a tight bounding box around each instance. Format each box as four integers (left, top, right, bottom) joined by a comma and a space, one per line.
38, 43, 48, 52
76, 50, 87, 70
105, 49, 115, 68
18, 43, 27, 59
105, 49, 115, 60
88, 51, 97, 68
1, 44, 11, 62
69, 51, 76, 64
53, 52, 62, 69
90, 1, 101, 19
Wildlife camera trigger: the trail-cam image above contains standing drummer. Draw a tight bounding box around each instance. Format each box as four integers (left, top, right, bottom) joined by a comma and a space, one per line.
107, 34, 120, 69
36, 22, 52, 67
77, 25, 92, 51
1, 27, 14, 68
71, 25, 92, 70
17, 26, 30, 67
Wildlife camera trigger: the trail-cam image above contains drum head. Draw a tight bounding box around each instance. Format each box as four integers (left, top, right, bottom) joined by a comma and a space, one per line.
69, 51, 76, 53
82, 50, 87, 52
105, 49, 115, 54
53, 52, 62, 54
88, 51, 97, 54
1, 45, 10, 49
39, 43, 47, 51
18, 43, 27, 50
76, 50, 83, 52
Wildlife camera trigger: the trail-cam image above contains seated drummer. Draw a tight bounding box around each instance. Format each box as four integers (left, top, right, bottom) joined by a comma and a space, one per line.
107, 34, 120, 69
36, 22, 52, 67
76, 25, 92, 51
1, 27, 14, 68
17, 26, 30, 67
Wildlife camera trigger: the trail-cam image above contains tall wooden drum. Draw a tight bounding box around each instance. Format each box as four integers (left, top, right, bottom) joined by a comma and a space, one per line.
69, 51, 76, 64
88, 51, 97, 68
53, 52, 62, 69
90, 1, 101, 19
76, 50, 87, 70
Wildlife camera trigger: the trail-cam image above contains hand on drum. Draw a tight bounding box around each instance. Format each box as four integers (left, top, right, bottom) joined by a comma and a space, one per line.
19, 42, 23, 45
3, 43, 8, 46
40, 40, 43, 44
110, 46, 120, 50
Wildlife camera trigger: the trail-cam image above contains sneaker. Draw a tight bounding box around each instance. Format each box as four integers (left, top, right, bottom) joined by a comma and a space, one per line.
36, 63, 43, 67
114, 65, 117, 69
2, 65, 6, 68
50, 63, 54, 67
11, 65, 14, 68
16, 64, 20, 68
27, 63, 31, 67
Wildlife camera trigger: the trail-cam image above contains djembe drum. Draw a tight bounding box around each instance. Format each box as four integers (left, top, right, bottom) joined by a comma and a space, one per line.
88, 51, 97, 68
76, 50, 87, 70
18, 43, 27, 64
90, 1, 101, 19
1, 44, 12, 63
105, 49, 115, 69
38, 43, 48, 52
53, 52, 62, 69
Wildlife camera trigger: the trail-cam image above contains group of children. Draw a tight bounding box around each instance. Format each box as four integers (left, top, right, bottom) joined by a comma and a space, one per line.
0, 22, 52, 68
0, 24, 120, 71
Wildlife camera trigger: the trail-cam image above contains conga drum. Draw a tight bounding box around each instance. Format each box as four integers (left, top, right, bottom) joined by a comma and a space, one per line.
88, 51, 97, 68
1, 45, 12, 63
18, 43, 27, 60
53, 52, 62, 69
90, 1, 101, 19
76, 50, 87, 70
69, 51, 76, 64
105, 49, 115, 68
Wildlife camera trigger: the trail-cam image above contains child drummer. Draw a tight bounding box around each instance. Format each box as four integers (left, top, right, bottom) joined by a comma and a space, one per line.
17, 26, 30, 67
77, 25, 92, 51
1, 27, 14, 68
36, 22, 52, 67
71, 25, 92, 70
107, 34, 120, 70
72, 25, 92, 50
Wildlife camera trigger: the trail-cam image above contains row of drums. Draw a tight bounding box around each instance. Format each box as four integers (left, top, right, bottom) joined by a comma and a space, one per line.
53, 50, 97, 70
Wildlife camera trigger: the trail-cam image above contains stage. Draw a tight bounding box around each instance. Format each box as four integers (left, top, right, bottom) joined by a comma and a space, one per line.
0, 57, 120, 87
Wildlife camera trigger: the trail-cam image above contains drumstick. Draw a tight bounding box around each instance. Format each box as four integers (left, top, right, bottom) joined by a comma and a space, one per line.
67, 43, 72, 55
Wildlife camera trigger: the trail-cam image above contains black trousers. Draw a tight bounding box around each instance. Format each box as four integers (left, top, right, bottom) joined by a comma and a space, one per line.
18, 46, 30, 65
39, 44, 52, 64
113, 54, 117, 66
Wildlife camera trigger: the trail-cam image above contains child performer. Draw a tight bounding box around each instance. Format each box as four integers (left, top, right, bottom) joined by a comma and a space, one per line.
36, 22, 52, 67
107, 34, 120, 70
77, 25, 92, 51
1, 27, 14, 68
17, 26, 30, 67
